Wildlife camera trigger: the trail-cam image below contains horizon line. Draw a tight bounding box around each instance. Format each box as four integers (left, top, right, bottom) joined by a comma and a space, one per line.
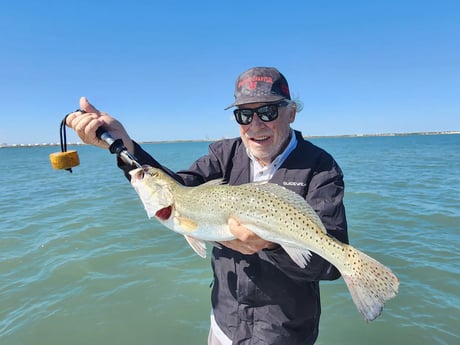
1, 130, 459, 148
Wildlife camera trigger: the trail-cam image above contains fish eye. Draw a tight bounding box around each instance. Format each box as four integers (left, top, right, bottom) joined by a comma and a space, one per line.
141, 166, 153, 177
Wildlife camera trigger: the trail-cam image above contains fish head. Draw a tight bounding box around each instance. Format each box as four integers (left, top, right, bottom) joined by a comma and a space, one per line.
129, 166, 175, 219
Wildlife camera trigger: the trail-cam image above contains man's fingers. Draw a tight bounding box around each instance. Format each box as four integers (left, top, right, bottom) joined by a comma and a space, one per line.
79, 96, 99, 113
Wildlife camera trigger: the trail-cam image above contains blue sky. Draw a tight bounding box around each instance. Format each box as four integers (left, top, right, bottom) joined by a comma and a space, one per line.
1, 0, 459, 144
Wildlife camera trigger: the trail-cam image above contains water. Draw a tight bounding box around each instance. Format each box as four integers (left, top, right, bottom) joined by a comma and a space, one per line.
1, 135, 459, 345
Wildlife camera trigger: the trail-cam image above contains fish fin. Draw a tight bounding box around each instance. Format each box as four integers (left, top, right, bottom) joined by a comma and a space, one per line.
342, 245, 400, 322
176, 216, 198, 232
200, 178, 226, 186
209, 241, 222, 249
183, 235, 207, 258
281, 245, 312, 268
249, 182, 328, 234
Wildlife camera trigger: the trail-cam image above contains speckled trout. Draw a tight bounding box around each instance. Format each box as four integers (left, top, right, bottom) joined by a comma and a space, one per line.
129, 166, 399, 321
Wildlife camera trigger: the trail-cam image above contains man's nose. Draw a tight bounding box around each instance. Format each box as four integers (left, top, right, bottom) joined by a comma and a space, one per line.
249, 113, 266, 128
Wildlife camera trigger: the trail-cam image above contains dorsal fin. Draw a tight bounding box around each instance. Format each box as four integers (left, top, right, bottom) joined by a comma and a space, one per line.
199, 178, 226, 187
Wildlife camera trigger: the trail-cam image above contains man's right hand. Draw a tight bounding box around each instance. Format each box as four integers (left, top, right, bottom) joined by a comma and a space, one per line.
65, 97, 135, 153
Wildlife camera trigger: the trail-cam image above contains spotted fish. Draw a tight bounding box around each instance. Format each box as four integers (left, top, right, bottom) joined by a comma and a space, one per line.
129, 166, 399, 321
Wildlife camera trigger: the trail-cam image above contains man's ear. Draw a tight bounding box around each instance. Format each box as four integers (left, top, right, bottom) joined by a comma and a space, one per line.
289, 102, 297, 123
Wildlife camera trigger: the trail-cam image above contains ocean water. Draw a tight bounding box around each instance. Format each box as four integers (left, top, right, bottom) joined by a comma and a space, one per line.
1, 134, 459, 345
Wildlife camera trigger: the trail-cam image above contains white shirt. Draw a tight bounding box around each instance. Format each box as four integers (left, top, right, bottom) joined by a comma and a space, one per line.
248, 129, 298, 182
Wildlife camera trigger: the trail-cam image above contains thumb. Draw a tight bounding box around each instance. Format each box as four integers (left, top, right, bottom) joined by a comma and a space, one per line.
79, 96, 100, 113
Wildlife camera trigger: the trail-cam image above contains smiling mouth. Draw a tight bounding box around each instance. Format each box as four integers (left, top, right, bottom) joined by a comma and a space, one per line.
251, 136, 270, 143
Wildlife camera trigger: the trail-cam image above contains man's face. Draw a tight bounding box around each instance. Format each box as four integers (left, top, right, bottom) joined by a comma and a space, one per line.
238, 102, 296, 165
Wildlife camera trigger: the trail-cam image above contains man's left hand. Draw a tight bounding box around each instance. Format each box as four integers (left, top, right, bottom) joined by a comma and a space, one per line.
220, 217, 278, 254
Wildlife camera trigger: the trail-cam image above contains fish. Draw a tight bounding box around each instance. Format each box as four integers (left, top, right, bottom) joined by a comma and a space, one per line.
129, 165, 399, 322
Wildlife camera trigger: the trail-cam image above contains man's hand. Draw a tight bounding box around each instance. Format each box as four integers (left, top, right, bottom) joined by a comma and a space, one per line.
220, 217, 278, 254
65, 97, 135, 152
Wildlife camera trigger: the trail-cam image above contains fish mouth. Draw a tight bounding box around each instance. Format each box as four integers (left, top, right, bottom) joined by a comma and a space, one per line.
129, 165, 151, 181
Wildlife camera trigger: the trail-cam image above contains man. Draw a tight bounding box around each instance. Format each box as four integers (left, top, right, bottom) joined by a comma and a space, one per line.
67, 67, 348, 345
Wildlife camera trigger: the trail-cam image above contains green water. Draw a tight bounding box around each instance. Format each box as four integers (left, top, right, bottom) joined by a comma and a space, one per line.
1, 135, 459, 344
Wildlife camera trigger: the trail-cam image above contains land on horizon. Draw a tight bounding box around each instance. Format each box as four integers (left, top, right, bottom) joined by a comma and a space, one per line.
1, 131, 459, 148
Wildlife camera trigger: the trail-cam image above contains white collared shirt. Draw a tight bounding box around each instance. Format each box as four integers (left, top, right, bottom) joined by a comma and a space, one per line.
248, 129, 298, 182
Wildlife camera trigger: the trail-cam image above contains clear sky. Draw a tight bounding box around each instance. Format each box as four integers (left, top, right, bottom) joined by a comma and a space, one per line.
1, 0, 459, 145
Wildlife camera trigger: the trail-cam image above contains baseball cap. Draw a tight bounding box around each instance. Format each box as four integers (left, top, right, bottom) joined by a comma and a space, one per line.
224, 67, 291, 110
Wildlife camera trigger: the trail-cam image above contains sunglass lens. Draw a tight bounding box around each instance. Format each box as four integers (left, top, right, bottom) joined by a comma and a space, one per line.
258, 105, 277, 121
234, 110, 253, 125
233, 103, 283, 125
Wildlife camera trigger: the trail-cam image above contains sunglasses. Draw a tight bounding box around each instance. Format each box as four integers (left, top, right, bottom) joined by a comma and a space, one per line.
233, 101, 289, 125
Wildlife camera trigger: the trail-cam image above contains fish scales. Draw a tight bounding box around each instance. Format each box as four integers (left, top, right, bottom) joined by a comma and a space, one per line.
173, 181, 349, 267
129, 166, 399, 322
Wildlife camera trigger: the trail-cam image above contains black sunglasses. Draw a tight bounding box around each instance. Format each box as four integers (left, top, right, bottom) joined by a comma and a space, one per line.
233, 101, 289, 125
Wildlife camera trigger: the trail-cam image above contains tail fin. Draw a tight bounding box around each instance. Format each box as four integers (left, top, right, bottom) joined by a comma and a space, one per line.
341, 246, 399, 321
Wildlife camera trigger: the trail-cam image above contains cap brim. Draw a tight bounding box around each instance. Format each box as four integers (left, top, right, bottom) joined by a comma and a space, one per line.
224, 95, 286, 110
224, 102, 236, 110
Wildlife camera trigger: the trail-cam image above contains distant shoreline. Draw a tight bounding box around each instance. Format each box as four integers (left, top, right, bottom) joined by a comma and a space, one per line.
1, 130, 459, 148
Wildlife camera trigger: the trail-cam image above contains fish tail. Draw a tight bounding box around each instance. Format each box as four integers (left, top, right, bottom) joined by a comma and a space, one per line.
341, 245, 399, 322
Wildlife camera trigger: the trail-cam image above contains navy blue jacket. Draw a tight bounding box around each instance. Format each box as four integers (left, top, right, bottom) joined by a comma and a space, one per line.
119, 130, 348, 345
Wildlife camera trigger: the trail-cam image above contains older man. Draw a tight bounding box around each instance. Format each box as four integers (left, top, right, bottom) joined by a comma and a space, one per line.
67, 67, 348, 345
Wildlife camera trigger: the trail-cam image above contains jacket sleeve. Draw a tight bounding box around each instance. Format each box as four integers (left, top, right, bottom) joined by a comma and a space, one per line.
263, 154, 348, 282
117, 141, 168, 179
117, 141, 225, 186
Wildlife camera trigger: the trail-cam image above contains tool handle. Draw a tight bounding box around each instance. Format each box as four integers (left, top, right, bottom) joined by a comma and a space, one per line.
96, 127, 115, 146
95, 127, 141, 168
96, 127, 125, 155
